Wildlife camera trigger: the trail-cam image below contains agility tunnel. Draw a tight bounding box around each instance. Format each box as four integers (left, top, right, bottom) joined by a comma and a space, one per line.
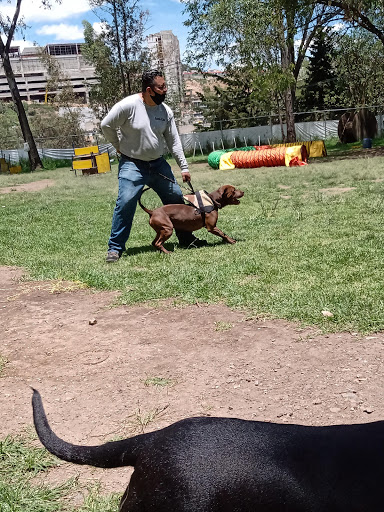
207, 146, 257, 170
209, 145, 308, 170
272, 140, 327, 158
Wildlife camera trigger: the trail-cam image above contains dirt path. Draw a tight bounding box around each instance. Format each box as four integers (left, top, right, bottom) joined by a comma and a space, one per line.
0, 179, 55, 195
1, 266, 383, 493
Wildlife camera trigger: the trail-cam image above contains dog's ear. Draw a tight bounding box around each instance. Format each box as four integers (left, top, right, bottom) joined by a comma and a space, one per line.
224, 185, 235, 198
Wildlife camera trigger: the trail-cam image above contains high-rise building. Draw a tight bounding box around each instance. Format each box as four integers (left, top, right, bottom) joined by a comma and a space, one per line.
146, 30, 183, 103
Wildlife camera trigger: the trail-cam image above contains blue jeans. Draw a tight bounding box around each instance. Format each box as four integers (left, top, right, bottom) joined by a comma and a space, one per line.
108, 155, 195, 253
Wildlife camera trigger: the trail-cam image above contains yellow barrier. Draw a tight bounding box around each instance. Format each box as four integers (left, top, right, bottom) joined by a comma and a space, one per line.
74, 145, 99, 156
95, 152, 111, 173
272, 140, 327, 158
72, 146, 111, 176
0, 158, 9, 173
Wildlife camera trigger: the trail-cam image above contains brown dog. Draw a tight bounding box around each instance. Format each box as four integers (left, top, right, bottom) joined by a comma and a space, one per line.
139, 185, 244, 253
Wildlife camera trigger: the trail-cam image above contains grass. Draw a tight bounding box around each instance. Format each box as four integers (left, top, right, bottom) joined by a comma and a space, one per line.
0, 433, 121, 511
214, 321, 233, 331
127, 405, 169, 434
1, 152, 384, 332
0, 355, 8, 376
144, 376, 176, 387
325, 135, 384, 155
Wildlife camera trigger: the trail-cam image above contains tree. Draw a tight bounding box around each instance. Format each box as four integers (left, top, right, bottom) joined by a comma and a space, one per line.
38, 48, 87, 141
82, 21, 121, 119
316, 0, 384, 46
193, 66, 284, 131
0, 0, 43, 169
88, 0, 149, 97
0, 102, 87, 149
182, 0, 343, 141
333, 28, 384, 106
298, 28, 339, 113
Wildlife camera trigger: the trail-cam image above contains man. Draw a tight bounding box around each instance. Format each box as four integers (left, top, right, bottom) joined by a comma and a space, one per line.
101, 69, 207, 262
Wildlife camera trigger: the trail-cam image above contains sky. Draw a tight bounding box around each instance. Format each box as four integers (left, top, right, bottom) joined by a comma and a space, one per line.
2, 0, 190, 60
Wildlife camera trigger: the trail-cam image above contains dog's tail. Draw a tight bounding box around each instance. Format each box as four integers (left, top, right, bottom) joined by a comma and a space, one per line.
32, 389, 143, 468
138, 187, 153, 215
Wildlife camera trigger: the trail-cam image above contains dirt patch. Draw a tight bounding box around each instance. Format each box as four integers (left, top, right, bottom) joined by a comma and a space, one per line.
1, 266, 384, 494
0, 179, 55, 195
318, 186, 356, 195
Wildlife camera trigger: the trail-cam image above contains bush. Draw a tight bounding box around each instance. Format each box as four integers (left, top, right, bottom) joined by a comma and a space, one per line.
42, 157, 72, 170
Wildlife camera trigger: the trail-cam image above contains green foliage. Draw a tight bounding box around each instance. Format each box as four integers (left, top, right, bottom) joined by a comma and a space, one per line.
195, 66, 278, 130
298, 29, 339, 113
0, 102, 20, 147
82, 0, 150, 119
41, 158, 73, 170
182, 0, 342, 140
82, 20, 123, 119
332, 28, 384, 106
0, 102, 87, 149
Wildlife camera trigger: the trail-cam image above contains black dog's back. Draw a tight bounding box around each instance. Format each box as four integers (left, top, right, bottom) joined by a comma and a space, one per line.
32, 389, 384, 511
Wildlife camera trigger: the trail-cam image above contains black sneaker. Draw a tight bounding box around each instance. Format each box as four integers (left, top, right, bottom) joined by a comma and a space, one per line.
180, 237, 208, 249
106, 250, 121, 263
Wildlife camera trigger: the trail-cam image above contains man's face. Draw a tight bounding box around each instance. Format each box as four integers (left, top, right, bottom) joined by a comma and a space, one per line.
149, 76, 167, 100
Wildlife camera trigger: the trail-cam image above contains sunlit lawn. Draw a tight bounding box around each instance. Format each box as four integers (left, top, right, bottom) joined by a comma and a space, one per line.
1, 151, 384, 332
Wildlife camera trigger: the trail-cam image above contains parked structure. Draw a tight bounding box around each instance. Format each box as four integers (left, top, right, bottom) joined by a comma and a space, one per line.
0, 43, 96, 103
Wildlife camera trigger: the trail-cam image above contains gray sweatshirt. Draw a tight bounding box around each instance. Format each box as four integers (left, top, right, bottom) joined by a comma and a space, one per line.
100, 94, 189, 173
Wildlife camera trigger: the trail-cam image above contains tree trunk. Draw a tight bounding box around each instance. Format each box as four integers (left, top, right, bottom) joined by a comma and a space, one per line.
112, 0, 127, 96
285, 85, 297, 142
1, 52, 42, 170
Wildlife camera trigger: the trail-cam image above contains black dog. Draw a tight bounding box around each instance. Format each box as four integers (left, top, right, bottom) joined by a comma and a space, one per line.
32, 389, 384, 511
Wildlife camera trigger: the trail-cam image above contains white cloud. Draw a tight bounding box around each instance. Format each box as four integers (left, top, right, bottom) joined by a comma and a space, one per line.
11, 39, 35, 51
2, 0, 91, 23
332, 23, 345, 32
92, 22, 107, 35
36, 23, 85, 41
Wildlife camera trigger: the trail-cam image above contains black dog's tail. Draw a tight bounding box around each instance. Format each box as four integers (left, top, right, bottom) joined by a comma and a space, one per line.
138, 187, 153, 216
32, 389, 143, 468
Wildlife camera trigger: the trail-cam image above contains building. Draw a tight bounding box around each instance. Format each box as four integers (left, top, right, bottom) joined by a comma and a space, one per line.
147, 30, 183, 103
180, 69, 225, 133
0, 43, 97, 103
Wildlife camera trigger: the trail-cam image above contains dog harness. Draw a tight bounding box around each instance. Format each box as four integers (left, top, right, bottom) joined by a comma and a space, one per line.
183, 190, 222, 226
183, 190, 216, 213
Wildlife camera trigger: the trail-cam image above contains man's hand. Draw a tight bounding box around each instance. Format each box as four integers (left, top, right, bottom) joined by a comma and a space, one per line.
182, 172, 191, 182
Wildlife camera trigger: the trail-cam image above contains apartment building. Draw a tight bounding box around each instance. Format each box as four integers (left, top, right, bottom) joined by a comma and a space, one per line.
147, 30, 183, 103
0, 43, 97, 103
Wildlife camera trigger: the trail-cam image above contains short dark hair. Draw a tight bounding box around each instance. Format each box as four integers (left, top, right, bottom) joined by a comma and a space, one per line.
142, 69, 163, 92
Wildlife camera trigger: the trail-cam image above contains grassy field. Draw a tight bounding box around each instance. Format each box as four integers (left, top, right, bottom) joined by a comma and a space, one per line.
1, 150, 384, 333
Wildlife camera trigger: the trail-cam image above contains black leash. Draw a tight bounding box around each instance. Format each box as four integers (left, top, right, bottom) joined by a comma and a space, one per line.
184, 180, 195, 194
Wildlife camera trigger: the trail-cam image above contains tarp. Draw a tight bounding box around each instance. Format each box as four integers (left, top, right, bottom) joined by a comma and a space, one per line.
0, 143, 116, 164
